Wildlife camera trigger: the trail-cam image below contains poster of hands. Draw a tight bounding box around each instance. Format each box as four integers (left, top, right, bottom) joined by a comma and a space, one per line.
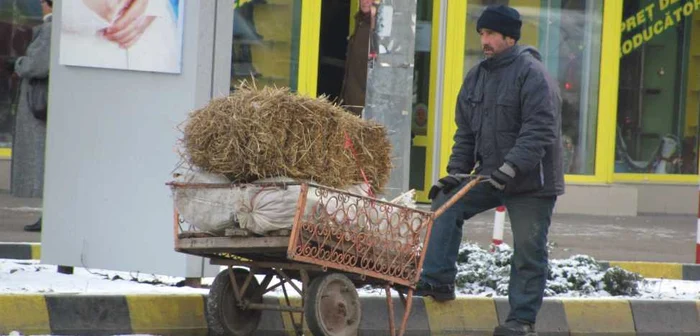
59, 0, 184, 73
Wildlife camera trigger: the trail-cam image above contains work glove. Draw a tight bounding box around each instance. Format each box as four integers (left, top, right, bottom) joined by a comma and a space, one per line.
428, 174, 464, 200
489, 162, 517, 191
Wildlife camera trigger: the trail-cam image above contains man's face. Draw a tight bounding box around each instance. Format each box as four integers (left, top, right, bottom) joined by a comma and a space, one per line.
360, 0, 373, 14
40, 0, 52, 14
480, 28, 515, 58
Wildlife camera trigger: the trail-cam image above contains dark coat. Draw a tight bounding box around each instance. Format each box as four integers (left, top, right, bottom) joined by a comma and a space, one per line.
340, 12, 372, 116
447, 45, 565, 196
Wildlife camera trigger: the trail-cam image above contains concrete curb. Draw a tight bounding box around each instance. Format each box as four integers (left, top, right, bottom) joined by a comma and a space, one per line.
1, 295, 699, 335
0, 243, 40, 260
600, 261, 700, 280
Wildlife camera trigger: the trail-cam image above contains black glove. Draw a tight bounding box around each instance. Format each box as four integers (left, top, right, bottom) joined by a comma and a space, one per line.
4, 57, 16, 73
428, 174, 464, 199
490, 162, 517, 191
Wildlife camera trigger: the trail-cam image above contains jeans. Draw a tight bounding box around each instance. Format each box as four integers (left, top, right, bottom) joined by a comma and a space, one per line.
422, 181, 556, 324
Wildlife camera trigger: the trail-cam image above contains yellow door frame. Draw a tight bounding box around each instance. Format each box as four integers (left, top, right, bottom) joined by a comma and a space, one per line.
438, 0, 467, 177
412, 0, 443, 202
296, 0, 321, 96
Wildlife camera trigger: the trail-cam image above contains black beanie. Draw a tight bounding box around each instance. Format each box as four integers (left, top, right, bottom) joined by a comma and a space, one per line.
476, 5, 522, 41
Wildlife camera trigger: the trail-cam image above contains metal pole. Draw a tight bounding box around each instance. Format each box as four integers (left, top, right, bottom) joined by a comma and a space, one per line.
492, 206, 506, 248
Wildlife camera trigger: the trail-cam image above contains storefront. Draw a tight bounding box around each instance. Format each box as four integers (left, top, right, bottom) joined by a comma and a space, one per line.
342, 0, 699, 214
2, 0, 699, 215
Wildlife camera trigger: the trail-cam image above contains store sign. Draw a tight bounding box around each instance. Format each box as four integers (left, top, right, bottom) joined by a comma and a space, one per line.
620, 0, 700, 57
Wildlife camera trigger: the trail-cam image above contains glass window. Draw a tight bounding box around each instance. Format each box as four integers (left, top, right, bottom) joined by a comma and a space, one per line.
615, 0, 700, 174
462, 0, 604, 175
231, 0, 302, 92
0, 0, 44, 151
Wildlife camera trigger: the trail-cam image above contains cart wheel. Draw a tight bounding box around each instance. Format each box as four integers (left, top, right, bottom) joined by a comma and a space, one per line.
207, 268, 262, 336
305, 273, 361, 336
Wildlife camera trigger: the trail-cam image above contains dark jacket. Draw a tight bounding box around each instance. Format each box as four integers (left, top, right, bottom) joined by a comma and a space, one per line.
447, 45, 565, 196
340, 12, 373, 116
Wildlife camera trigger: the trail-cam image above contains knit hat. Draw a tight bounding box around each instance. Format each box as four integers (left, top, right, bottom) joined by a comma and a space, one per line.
476, 5, 522, 41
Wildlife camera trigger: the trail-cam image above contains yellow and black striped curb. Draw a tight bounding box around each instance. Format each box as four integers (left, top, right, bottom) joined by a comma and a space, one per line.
0, 243, 40, 260
1, 295, 699, 335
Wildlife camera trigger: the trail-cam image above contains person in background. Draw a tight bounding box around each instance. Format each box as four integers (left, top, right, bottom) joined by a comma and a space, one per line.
4, 0, 53, 232
339, 0, 376, 116
415, 5, 564, 336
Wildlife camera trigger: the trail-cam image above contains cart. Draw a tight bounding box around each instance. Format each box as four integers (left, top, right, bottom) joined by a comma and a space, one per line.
167, 177, 482, 336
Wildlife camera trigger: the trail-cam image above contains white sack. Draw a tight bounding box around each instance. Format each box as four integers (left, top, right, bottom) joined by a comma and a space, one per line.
173, 170, 239, 233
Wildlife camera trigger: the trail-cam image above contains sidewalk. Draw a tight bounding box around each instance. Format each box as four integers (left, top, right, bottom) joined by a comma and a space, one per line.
0, 190, 41, 243
3, 190, 696, 263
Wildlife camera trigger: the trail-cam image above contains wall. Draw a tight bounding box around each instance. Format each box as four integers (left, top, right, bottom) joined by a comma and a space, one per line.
41, 0, 226, 276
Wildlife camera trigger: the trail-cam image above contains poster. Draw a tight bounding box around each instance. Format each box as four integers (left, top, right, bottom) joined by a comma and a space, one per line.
59, 0, 185, 73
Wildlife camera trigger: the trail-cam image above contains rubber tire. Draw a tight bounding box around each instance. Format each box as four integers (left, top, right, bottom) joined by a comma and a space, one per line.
207, 268, 262, 336
304, 273, 361, 336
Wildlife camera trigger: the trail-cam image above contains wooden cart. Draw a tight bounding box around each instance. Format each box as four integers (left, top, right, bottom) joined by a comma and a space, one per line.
168, 178, 482, 336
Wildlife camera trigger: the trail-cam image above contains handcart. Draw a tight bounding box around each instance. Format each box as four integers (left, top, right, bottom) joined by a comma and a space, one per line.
167, 177, 483, 336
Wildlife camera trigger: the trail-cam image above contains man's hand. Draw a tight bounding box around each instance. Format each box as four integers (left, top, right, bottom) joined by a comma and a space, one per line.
489, 162, 516, 191
103, 0, 155, 49
3, 57, 17, 73
428, 175, 464, 200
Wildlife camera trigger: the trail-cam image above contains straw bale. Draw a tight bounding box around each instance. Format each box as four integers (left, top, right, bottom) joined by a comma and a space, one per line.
180, 83, 392, 192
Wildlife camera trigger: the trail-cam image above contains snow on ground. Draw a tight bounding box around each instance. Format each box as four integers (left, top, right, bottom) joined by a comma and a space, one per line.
1, 242, 698, 299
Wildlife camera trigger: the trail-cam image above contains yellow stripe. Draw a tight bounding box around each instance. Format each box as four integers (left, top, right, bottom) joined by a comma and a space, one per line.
563, 300, 635, 335
279, 296, 308, 336
127, 295, 207, 335
608, 261, 683, 280
0, 295, 50, 335
613, 173, 700, 184
596, 0, 623, 183
425, 297, 498, 333
30, 244, 41, 259
0, 148, 10, 159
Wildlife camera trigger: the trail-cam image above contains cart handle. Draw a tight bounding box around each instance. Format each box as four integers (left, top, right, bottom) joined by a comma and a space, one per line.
432, 175, 489, 219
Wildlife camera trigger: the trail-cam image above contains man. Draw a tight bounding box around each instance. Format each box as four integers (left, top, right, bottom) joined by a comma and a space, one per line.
417, 5, 564, 336
339, 0, 376, 116
4, 0, 53, 232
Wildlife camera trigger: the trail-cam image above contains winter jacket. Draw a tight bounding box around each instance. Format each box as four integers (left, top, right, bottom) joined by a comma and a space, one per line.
447, 45, 565, 196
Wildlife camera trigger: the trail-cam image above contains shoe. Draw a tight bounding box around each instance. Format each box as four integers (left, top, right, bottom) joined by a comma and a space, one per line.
399, 280, 455, 302
24, 218, 42, 232
493, 320, 537, 336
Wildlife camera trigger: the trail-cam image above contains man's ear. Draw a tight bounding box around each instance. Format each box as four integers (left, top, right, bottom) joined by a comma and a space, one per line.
505, 36, 516, 46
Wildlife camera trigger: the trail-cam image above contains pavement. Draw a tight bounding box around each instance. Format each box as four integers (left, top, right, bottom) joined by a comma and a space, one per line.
2, 189, 699, 335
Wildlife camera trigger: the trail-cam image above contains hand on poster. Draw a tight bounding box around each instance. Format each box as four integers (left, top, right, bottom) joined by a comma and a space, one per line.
103, 0, 156, 49
80, 0, 156, 49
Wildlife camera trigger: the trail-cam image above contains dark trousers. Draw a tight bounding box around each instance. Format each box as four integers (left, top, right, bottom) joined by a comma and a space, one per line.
422, 181, 556, 323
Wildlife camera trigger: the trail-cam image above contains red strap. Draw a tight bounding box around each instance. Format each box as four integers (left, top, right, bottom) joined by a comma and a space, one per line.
343, 131, 375, 198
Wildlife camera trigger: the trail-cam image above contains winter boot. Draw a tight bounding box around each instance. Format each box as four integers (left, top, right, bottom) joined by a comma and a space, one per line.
493, 320, 537, 336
